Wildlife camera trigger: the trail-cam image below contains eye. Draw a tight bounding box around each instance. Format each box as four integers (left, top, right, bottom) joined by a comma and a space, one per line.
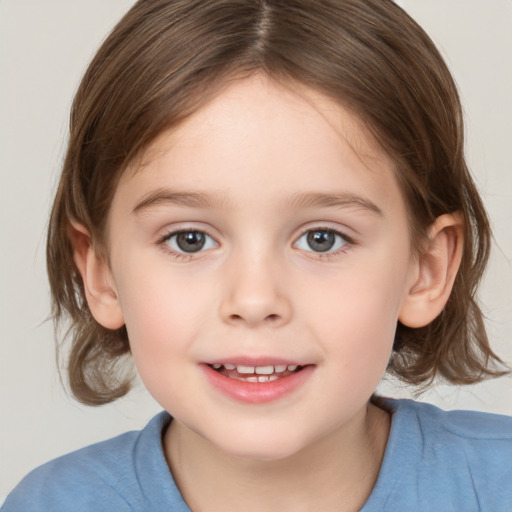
164, 230, 217, 254
295, 228, 349, 253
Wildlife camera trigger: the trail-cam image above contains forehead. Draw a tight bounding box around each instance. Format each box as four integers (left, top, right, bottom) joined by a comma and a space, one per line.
118, 74, 403, 214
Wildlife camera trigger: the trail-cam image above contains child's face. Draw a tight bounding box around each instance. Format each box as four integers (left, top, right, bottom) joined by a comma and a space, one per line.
104, 75, 418, 459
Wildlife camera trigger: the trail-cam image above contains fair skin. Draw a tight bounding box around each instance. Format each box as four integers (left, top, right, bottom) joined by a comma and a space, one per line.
72, 75, 463, 511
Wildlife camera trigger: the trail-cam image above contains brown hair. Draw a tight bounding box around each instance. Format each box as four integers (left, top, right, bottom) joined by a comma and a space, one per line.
47, 0, 508, 405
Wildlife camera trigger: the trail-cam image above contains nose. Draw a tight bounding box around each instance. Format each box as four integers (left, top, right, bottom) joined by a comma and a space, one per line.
219, 250, 292, 328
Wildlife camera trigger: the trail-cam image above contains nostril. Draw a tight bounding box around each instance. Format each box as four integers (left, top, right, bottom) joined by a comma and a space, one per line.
227, 312, 281, 324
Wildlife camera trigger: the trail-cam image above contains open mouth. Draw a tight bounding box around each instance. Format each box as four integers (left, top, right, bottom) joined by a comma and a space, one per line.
207, 363, 304, 383
203, 361, 314, 403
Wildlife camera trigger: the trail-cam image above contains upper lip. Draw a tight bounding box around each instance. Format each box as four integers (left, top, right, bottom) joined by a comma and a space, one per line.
204, 357, 307, 367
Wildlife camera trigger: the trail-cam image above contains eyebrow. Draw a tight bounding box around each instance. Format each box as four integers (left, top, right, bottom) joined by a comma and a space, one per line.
284, 191, 383, 216
132, 188, 383, 216
132, 188, 233, 214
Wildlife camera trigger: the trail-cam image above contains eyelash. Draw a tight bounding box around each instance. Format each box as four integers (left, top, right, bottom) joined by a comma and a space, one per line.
156, 229, 218, 261
294, 227, 354, 260
156, 227, 355, 261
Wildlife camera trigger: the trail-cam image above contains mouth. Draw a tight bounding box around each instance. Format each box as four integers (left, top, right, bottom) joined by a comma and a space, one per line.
207, 363, 304, 383
202, 360, 314, 404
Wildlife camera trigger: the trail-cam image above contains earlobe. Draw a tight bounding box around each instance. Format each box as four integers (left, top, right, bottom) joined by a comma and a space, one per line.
398, 213, 464, 328
69, 222, 125, 330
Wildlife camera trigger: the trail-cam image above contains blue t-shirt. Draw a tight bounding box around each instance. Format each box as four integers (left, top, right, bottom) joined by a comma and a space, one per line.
3, 399, 512, 511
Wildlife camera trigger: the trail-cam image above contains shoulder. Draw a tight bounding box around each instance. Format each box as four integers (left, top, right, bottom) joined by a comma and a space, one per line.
369, 398, 512, 511
390, 397, 512, 440
2, 412, 175, 512
395, 398, 512, 458
399, 398, 512, 473
392, 398, 512, 465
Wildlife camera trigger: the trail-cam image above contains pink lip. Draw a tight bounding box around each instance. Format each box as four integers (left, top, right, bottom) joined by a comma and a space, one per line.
206, 357, 302, 367
200, 363, 315, 404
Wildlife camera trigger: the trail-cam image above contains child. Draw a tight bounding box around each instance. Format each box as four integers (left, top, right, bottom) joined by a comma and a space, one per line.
4, 0, 512, 510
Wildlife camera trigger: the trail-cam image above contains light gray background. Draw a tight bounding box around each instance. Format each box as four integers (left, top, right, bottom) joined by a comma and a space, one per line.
1, 0, 511, 499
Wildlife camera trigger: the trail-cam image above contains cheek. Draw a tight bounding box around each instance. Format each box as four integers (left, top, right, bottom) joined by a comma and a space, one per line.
300, 256, 409, 369
116, 274, 208, 411
114, 264, 211, 375
307, 288, 398, 416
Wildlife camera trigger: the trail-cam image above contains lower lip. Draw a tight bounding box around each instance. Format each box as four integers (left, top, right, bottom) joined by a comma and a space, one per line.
200, 364, 315, 404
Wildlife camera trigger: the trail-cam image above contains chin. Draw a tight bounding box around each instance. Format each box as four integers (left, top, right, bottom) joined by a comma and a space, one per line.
210, 428, 310, 462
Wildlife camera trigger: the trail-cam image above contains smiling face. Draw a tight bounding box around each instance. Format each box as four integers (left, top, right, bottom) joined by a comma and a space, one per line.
97, 75, 419, 459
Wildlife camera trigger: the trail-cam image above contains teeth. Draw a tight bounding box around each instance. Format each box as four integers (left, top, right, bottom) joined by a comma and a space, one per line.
237, 365, 255, 374
258, 376, 269, 382
212, 363, 302, 375
254, 365, 274, 375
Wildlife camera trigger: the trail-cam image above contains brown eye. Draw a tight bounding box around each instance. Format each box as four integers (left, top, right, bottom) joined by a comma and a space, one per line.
295, 229, 349, 254
176, 231, 206, 252
306, 230, 336, 252
165, 230, 217, 254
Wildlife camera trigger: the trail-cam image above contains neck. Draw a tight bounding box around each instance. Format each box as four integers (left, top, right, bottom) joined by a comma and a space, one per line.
164, 403, 390, 512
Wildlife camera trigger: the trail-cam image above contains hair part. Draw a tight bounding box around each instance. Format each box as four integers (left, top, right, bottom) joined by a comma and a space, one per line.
47, 0, 509, 405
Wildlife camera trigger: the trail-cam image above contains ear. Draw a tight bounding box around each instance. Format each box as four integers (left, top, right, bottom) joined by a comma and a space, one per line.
69, 222, 125, 330
398, 213, 464, 328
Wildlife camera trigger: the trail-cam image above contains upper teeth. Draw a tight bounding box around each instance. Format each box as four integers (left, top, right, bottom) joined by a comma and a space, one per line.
212, 363, 298, 374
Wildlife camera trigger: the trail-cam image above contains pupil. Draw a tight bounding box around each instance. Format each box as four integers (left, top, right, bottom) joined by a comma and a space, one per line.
307, 230, 335, 252
176, 232, 205, 253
